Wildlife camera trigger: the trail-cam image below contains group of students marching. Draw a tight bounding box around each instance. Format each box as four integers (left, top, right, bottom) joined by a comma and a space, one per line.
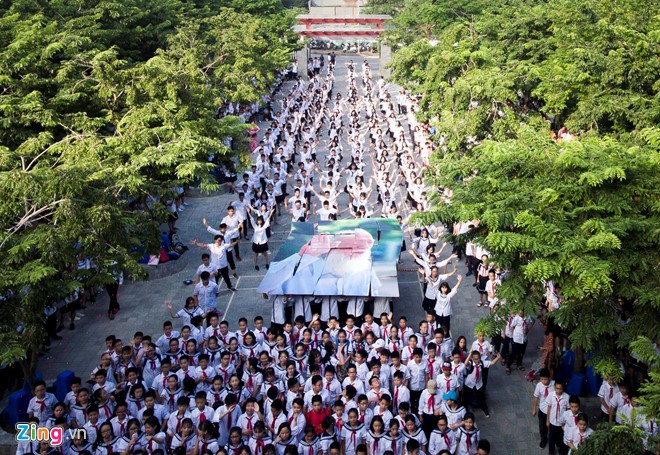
20, 54, 504, 455
25, 298, 501, 455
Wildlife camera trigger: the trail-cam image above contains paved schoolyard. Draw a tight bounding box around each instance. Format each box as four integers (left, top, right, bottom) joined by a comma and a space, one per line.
16, 56, 601, 454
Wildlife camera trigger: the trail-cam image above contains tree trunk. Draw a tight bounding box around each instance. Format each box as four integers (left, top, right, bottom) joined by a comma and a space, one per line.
19, 346, 40, 391
574, 346, 584, 372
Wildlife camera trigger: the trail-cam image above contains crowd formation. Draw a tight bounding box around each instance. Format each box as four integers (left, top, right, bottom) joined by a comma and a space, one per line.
21, 54, 650, 455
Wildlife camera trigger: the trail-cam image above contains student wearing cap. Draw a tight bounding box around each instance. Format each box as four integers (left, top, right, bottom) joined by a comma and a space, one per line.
436, 361, 458, 395
418, 379, 442, 439
440, 390, 467, 430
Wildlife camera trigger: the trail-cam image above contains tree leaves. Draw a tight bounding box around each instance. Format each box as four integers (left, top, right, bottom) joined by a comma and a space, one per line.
0, 0, 297, 373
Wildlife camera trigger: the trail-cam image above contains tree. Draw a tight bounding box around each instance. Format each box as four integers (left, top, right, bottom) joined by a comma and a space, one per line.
0, 0, 297, 386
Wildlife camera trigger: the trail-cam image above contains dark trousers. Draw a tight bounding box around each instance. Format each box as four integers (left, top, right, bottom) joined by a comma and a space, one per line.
507, 342, 525, 368
452, 242, 465, 260
410, 389, 422, 415
421, 413, 437, 440
105, 281, 120, 314
216, 267, 232, 289
436, 315, 451, 332
467, 256, 481, 276
233, 239, 241, 259
501, 337, 512, 361
548, 424, 565, 455
538, 411, 548, 445
226, 250, 236, 271
241, 220, 249, 239
491, 334, 503, 354
463, 385, 488, 414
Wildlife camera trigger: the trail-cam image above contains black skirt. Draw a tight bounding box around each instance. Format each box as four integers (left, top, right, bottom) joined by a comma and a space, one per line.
477, 276, 488, 294
252, 242, 269, 253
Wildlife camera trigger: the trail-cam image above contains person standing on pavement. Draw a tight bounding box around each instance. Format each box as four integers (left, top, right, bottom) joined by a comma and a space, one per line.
190, 235, 237, 292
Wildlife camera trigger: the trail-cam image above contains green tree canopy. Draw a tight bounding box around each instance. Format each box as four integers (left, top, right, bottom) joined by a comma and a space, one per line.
0, 0, 298, 381
385, 0, 660, 431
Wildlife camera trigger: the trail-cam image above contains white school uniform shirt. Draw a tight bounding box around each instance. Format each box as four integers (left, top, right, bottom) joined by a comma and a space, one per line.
251, 219, 270, 245
364, 430, 387, 455
207, 242, 231, 269
390, 363, 410, 384
110, 415, 132, 439
511, 315, 533, 344
547, 391, 570, 426
434, 287, 458, 317
340, 423, 366, 455
27, 393, 57, 424
400, 345, 416, 364
342, 377, 366, 396
451, 361, 466, 389
392, 383, 410, 411
407, 359, 428, 391
614, 393, 634, 424
270, 295, 288, 324
401, 427, 427, 450
419, 389, 442, 414
464, 359, 492, 390
562, 410, 580, 445
195, 365, 215, 392
382, 433, 404, 455
293, 296, 312, 321
213, 404, 242, 446
567, 426, 593, 450
361, 321, 381, 339
297, 437, 320, 455
437, 373, 459, 395
429, 428, 457, 454
167, 410, 192, 436
190, 405, 214, 428
470, 340, 493, 360
534, 380, 555, 413
455, 428, 480, 455
194, 280, 220, 311
171, 433, 197, 452
441, 403, 467, 428
304, 389, 331, 409
485, 278, 500, 306
598, 382, 620, 414
322, 377, 343, 402
237, 412, 259, 437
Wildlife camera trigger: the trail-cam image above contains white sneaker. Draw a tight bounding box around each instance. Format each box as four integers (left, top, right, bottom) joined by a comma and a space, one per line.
177, 207, 184, 212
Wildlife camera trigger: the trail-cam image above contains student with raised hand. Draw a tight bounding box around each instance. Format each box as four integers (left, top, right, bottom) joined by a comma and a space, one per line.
434, 275, 463, 332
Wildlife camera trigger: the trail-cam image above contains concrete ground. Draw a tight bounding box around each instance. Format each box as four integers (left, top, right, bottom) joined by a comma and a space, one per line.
0, 56, 600, 454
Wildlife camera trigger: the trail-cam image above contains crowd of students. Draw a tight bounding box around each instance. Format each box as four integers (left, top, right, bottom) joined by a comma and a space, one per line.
19, 54, 499, 455
23, 52, 657, 455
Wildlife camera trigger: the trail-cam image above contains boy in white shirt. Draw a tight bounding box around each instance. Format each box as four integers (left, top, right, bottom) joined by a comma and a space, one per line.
532, 368, 554, 449
561, 395, 581, 448
546, 380, 569, 455
27, 381, 57, 425
597, 377, 620, 422
407, 348, 428, 415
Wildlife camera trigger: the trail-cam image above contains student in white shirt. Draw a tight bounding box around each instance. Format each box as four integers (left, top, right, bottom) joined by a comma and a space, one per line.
597, 378, 620, 422
532, 368, 554, 449
248, 205, 274, 271
561, 395, 582, 449
434, 275, 463, 331
546, 380, 570, 455
463, 350, 500, 418
341, 408, 366, 455
566, 413, 593, 453
27, 381, 57, 425
191, 272, 220, 313
505, 309, 535, 374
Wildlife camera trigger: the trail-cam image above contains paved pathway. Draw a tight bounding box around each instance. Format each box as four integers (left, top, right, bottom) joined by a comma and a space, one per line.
16, 56, 600, 454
